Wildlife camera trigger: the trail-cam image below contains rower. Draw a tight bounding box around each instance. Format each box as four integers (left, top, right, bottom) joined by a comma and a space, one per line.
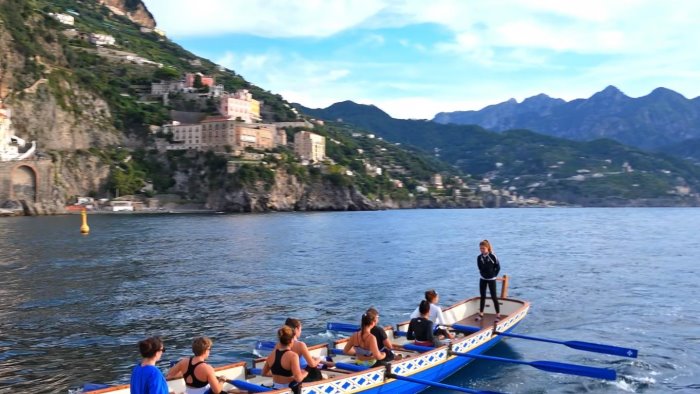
406, 300, 441, 347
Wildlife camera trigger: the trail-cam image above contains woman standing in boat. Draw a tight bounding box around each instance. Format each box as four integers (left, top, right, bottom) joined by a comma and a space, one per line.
343, 310, 387, 366
476, 239, 501, 321
130, 336, 168, 394
166, 336, 226, 394
262, 326, 308, 393
284, 318, 333, 382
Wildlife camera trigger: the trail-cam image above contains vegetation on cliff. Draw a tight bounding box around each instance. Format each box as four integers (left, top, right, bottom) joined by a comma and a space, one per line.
1, 0, 478, 212
299, 101, 700, 205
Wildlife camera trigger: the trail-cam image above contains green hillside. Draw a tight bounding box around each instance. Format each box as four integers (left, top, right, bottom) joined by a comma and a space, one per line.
0, 0, 473, 210
298, 101, 700, 205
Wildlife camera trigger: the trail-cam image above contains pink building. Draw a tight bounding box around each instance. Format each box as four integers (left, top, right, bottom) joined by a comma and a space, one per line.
219, 89, 261, 123
185, 73, 215, 88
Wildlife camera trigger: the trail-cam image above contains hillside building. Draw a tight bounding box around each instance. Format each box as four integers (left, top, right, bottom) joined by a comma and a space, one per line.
162, 121, 202, 150
294, 131, 326, 163
185, 73, 214, 88
219, 89, 261, 123
165, 118, 283, 152
49, 12, 74, 25
0, 105, 17, 160
198, 116, 235, 152
151, 80, 184, 95
234, 123, 277, 150
0, 102, 35, 161
431, 173, 444, 189
89, 33, 115, 46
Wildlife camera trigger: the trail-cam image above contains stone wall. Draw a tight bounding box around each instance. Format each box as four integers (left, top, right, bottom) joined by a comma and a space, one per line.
0, 158, 54, 213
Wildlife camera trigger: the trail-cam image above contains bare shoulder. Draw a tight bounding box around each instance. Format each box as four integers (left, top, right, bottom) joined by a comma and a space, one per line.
294, 340, 308, 351
283, 348, 298, 363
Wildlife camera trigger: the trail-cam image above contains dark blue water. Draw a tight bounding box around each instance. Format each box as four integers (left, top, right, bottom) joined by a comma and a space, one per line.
0, 209, 698, 393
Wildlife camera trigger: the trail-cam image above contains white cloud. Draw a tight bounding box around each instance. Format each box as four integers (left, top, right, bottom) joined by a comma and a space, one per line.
146, 0, 700, 118
389, 0, 700, 57
215, 52, 235, 69
240, 54, 270, 70
143, 0, 389, 37
363, 96, 498, 120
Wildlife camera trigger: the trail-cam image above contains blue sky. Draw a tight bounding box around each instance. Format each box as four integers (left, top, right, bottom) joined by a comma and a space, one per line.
143, 0, 700, 119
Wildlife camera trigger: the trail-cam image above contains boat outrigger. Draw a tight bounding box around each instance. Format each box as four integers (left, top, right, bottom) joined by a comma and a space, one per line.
83, 276, 636, 394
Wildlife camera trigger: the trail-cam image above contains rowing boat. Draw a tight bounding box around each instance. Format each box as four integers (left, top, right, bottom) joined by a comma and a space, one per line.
85, 276, 531, 393
83, 275, 631, 393
249, 285, 529, 393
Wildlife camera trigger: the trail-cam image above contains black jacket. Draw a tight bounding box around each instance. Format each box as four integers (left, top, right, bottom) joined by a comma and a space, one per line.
406, 317, 440, 347
477, 253, 500, 279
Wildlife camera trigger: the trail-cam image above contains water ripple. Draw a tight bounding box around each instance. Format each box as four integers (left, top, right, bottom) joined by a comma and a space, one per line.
1, 208, 699, 393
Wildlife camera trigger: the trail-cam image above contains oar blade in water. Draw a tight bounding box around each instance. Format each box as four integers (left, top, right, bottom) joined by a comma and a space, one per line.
255, 340, 275, 351
531, 360, 616, 380
452, 324, 638, 359
326, 322, 359, 332
565, 340, 638, 358
446, 348, 618, 381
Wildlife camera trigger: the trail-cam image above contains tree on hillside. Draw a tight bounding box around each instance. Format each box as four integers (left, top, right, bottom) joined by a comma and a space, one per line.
193, 74, 203, 88
153, 67, 180, 81
108, 163, 145, 196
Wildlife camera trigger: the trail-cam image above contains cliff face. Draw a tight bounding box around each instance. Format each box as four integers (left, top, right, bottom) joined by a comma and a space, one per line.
0, 4, 122, 151
0, 27, 14, 99
0, 153, 111, 215
98, 0, 156, 28
206, 170, 378, 212
9, 85, 120, 150
0, 0, 484, 215
51, 152, 112, 203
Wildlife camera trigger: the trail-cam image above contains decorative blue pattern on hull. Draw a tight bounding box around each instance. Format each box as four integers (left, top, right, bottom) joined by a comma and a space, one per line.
304, 321, 522, 394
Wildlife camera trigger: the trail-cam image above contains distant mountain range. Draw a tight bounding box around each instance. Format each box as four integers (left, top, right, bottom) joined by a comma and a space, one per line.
296, 100, 700, 206
433, 86, 700, 151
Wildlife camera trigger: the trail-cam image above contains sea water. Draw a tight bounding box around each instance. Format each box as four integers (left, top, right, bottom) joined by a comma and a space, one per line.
0, 208, 698, 393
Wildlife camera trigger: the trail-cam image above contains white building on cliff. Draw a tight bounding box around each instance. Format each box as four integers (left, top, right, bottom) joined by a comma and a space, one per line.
294, 131, 326, 163
0, 101, 36, 161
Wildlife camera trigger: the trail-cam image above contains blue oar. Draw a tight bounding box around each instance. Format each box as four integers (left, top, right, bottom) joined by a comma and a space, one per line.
385, 371, 503, 394
255, 340, 275, 351
327, 322, 407, 336
82, 383, 109, 392
326, 322, 359, 332
227, 379, 272, 392
249, 367, 263, 375
452, 324, 638, 358
402, 344, 616, 380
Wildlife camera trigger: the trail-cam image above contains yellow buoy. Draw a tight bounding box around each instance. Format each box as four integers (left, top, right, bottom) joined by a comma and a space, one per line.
80, 208, 90, 234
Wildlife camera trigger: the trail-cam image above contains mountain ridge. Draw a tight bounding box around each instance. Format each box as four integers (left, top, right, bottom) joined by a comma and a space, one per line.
433, 85, 700, 150
297, 100, 700, 206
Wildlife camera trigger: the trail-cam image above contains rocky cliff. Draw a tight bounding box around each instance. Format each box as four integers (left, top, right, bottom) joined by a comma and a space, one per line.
98, 0, 156, 28
0, 0, 124, 214
0, 0, 484, 215
207, 170, 378, 212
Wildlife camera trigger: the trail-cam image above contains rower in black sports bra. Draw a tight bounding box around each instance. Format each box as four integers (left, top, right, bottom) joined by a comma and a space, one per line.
183, 357, 209, 388
270, 349, 293, 377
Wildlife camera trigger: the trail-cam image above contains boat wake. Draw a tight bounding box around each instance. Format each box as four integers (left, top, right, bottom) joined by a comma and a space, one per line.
610, 374, 657, 392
